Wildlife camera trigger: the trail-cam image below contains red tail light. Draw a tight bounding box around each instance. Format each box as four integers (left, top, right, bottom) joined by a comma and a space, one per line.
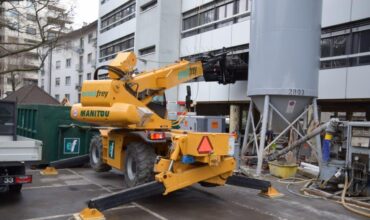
15, 175, 32, 184
149, 132, 166, 140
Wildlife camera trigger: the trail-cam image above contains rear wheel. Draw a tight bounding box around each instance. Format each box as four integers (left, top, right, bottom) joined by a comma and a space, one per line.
124, 142, 156, 188
89, 135, 111, 172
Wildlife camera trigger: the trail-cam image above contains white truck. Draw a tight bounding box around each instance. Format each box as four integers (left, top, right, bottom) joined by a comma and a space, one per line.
0, 100, 42, 193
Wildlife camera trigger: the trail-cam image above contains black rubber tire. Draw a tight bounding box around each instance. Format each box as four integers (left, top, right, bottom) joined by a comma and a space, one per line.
89, 135, 111, 172
8, 165, 25, 193
124, 142, 156, 188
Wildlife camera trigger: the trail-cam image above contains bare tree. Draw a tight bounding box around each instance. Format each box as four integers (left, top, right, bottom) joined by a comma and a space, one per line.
0, 0, 73, 92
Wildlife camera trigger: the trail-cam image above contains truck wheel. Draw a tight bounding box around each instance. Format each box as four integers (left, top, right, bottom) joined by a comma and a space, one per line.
9, 165, 25, 193
124, 142, 156, 187
89, 135, 111, 172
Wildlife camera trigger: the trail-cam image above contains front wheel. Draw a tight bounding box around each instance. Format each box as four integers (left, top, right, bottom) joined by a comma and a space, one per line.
124, 142, 156, 188
89, 135, 111, 172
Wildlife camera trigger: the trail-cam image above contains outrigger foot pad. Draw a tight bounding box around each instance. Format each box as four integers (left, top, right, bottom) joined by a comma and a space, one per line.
259, 187, 283, 198
88, 181, 165, 211
73, 208, 105, 220
40, 167, 58, 175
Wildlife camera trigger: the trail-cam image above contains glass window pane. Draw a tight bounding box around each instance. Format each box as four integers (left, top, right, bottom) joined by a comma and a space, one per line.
226, 3, 234, 17
359, 30, 370, 53
332, 35, 348, 56
359, 55, 370, 65
218, 5, 226, 20
239, 0, 248, 12
352, 32, 360, 54
321, 38, 331, 57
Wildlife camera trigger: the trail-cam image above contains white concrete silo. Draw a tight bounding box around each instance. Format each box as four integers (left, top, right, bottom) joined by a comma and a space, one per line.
243, 0, 323, 175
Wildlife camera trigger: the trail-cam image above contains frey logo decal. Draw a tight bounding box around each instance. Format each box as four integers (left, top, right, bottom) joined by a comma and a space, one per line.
81, 90, 108, 98
178, 67, 198, 80
108, 140, 115, 159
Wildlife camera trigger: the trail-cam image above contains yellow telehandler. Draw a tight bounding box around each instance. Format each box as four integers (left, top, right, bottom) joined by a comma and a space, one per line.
70, 51, 278, 219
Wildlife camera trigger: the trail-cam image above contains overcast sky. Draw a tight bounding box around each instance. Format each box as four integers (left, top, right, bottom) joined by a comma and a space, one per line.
68, 0, 99, 29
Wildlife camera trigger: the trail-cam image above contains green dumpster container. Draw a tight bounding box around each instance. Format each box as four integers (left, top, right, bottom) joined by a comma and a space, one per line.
16, 104, 98, 164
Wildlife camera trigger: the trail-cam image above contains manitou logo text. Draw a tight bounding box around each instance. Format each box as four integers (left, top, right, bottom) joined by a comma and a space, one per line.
80, 110, 110, 117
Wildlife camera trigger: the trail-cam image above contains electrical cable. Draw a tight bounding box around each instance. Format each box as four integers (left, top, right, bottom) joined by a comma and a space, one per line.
277, 177, 322, 199
341, 171, 370, 217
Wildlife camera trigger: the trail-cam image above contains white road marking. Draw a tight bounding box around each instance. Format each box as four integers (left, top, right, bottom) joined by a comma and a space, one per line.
66, 169, 168, 220
66, 168, 114, 193
23, 213, 75, 220
132, 202, 168, 220
23, 205, 136, 220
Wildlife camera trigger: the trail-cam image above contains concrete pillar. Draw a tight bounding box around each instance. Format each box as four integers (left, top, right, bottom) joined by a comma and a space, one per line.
229, 105, 240, 134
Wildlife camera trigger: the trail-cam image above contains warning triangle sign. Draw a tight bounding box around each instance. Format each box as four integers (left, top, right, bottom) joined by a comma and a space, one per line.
197, 136, 213, 154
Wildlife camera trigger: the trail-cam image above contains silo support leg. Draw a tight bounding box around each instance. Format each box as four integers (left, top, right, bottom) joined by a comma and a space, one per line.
256, 95, 270, 176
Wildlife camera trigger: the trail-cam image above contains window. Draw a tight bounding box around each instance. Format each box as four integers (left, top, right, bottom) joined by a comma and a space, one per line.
80, 37, 84, 48
199, 9, 215, 25
26, 14, 36, 21
41, 79, 44, 87
99, 34, 134, 62
56, 61, 61, 69
332, 35, 348, 56
100, 1, 135, 33
182, 0, 247, 38
65, 40, 72, 49
237, 0, 248, 13
65, 76, 71, 86
321, 38, 332, 58
66, 58, 71, 67
320, 22, 370, 69
141, 0, 157, 12
79, 56, 83, 71
65, 94, 70, 100
87, 73, 91, 80
55, 94, 60, 101
359, 30, 370, 53
139, 45, 155, 56
87, 53, 92, 63
88, 33, 93, 43
55, 77, 60, 86
78, 75, 83, 85
26, 27, 36, 35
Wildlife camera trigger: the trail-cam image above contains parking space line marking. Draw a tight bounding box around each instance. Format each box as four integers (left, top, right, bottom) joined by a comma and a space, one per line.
132, 202, 168, 220
66, 169, 114, 193
66, 169, 168, 220
23, 205, 137, 220
23, 212, 76, 220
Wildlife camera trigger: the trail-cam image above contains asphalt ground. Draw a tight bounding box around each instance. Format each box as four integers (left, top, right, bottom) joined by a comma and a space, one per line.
0, 168, 367, 220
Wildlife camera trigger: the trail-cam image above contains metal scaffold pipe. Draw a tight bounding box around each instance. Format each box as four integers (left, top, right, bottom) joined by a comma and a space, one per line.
267, 118, 339, 162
